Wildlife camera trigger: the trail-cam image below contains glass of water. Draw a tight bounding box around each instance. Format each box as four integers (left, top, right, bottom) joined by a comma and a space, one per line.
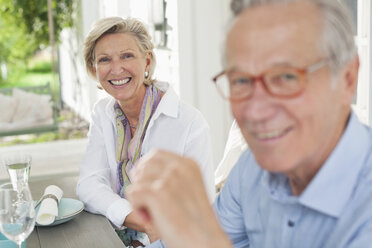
0, 182, 35, 248
0, 154, 32, 190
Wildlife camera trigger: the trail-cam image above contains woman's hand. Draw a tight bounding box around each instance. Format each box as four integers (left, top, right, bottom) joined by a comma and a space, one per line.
127, 150, 232, 248
123, 210, 146, 232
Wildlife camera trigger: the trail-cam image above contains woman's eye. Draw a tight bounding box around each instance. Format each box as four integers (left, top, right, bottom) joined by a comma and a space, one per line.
98, 57, 110, 63
121, 53, 133, 59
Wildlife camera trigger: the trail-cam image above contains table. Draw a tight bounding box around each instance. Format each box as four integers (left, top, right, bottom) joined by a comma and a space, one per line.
28, 176, 125, 248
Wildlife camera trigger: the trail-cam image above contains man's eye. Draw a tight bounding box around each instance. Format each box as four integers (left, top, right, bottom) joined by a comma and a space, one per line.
273, 73, 298, 82
231, 77, 253, 86
267, 72, 297, 85
281, 73, 298, 81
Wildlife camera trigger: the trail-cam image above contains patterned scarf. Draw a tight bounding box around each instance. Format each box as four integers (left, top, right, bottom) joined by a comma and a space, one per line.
115, 84, 162, 197
114, 84, 161, 246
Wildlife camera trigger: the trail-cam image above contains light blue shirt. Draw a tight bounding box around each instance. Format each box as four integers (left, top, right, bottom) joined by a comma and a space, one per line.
215, 112, 372, 247
148, 112, 372, 248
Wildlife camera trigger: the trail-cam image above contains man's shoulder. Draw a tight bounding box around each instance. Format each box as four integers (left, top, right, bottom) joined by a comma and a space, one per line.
355, 122, 372, 185
227, 149, 265, 188
357, 149, 372, 191
327, 154, 372, 247
235, 149, 261, 169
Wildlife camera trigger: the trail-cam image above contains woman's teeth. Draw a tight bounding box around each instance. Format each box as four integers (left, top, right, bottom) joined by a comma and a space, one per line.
109, 78, 131, 85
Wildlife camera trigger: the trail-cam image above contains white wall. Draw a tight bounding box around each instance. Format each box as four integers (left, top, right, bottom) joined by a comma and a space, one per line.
177, 0, 233, 166
59, 28, 92, 121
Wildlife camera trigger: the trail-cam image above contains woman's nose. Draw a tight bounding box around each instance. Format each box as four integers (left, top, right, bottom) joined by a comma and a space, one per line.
110, 59, 124, 74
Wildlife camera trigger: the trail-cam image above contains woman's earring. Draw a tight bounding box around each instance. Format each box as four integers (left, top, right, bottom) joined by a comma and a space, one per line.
144, 71, 149, 79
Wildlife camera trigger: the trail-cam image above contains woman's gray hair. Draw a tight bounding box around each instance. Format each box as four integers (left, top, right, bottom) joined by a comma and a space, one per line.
230, 0, 357, 74
84, 17, 156, 85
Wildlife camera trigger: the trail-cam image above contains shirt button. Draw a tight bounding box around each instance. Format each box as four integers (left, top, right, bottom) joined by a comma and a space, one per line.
288, 220, 295, 227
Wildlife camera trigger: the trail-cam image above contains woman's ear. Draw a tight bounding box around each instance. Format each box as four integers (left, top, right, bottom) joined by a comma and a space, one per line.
145, 52, 151, 71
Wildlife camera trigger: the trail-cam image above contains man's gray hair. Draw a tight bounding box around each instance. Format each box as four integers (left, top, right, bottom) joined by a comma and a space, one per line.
230, 0, 357, 73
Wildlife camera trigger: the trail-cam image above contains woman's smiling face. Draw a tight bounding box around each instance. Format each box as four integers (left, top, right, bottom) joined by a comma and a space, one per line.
94, 32, 150, 104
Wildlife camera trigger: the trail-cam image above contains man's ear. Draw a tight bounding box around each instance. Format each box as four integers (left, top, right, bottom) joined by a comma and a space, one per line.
341, 54, 359, 104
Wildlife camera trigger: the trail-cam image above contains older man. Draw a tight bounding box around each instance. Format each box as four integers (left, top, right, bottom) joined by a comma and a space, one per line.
127, 0, 372, 247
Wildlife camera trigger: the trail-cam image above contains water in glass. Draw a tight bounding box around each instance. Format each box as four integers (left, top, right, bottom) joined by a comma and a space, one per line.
0, 183, 35, 248
0, 154, 31, 190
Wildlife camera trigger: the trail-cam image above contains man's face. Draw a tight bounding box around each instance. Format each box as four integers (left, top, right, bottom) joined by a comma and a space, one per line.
226, 1, 355, 175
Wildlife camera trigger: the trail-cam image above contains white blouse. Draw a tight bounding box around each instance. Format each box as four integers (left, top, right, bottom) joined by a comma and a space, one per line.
76, 82, 214, 228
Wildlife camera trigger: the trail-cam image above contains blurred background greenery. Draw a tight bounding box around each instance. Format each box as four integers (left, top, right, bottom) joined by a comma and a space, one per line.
0, 0, 75, 90
0, 0, 88, 145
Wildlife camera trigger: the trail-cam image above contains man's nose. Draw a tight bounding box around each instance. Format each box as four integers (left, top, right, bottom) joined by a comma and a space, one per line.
243, 80, 277, 121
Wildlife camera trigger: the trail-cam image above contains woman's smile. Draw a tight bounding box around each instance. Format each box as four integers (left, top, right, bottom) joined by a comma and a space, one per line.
109, 77, 132, 86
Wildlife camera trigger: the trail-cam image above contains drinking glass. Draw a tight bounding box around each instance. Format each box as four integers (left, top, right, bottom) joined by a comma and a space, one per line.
0, 183, 35, 248
0, 154, 32, 190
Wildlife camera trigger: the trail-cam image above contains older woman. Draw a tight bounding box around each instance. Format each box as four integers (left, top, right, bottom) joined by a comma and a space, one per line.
76, 17, 214, 247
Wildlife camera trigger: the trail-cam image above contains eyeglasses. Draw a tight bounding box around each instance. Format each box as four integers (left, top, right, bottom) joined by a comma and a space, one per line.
212, 59, 328, 101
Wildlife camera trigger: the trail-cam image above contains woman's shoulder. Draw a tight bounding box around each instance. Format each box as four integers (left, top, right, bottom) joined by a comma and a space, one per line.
178, 100, 205, 120
153, 81, 208, 127
90, 96, 116, 122
92, 96, 114, 111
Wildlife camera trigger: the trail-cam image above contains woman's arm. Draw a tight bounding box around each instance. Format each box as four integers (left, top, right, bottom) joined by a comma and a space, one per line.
76, 104, 132, 228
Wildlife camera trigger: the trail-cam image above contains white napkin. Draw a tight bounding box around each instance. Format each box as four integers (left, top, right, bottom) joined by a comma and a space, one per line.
36, 185, 63, 225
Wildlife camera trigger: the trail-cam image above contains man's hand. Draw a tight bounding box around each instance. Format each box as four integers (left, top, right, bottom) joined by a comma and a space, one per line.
127, 150, 232, 248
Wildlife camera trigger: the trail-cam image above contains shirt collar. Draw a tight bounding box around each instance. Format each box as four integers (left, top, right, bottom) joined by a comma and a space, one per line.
151, 81, 179, 119
299, 112, 370, 217
105, 81, 179, 122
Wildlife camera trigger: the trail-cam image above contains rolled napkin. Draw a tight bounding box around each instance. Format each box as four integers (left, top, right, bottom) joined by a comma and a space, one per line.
36, 185, 63, 225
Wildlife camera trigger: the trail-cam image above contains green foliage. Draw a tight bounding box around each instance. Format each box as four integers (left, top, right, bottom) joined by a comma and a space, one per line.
0, 61, 54, 88
0, 131, 88, 147
0, 0, 75, 63
0, 0, 37, 62
28, 61, 52, 73
12, 0, 75, 46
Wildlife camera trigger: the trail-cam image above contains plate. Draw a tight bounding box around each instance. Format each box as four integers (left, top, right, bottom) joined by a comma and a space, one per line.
35, 198, 84, 226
